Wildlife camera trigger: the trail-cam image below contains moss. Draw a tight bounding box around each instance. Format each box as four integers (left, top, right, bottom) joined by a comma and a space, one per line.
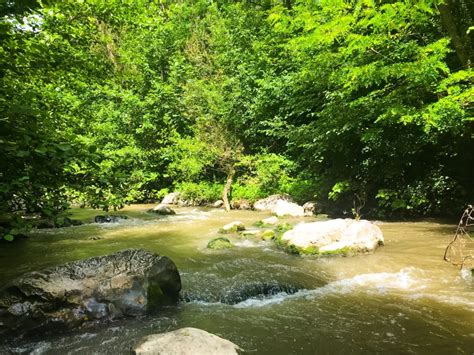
273, 234, 353, 257
301, 246, 320, 255
274, 234, 285, 247
275, 223, 293, 234
253, 221, 272, 228
260, 229, 276, 241
147, 283, 164, 310
273, 235, 299, 255
207, 237, 233, 250
320, 246, 354, 256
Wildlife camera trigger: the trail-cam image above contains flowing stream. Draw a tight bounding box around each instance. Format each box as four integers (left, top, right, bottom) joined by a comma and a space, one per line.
0, 205, 473, 354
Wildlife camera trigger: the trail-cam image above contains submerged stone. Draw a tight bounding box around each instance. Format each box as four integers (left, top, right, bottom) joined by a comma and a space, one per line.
0, 249, 181, 337
133, 327, 242, 355
180, 281, 302, 305
94, 215, 128, 223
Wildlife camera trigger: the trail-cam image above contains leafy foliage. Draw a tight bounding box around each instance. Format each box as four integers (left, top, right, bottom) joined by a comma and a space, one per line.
0, 0, 472, 235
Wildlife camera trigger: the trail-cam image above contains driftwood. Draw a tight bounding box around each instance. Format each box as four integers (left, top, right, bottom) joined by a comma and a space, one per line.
444, 205, 474, 270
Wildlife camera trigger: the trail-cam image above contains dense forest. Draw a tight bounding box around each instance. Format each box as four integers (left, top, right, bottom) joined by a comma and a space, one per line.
1, 0, 473, 239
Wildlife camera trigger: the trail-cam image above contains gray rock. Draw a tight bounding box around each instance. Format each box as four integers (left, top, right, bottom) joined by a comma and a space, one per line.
133, 327, 242, 355
231, 199, 251, 210
160, 192, 180, 205
212, 200, 224, 208
94, 215, 128, 223
62, 217, 83, 227
0, 249, 181, 336
303, 201, 317, 216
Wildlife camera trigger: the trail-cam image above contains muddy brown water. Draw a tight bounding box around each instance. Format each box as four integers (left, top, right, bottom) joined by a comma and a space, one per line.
0, 205, 472, 354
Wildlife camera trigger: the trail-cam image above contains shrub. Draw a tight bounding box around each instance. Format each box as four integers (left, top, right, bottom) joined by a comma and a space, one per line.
176, 181, 222, 205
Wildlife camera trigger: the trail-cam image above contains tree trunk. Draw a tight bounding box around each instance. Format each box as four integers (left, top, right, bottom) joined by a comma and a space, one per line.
438, 1, 470, 68
222, 168, 234, 212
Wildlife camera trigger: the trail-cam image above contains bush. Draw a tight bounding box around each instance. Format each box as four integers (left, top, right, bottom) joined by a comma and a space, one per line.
231, 184, 265, 203
176, 181, 222, 205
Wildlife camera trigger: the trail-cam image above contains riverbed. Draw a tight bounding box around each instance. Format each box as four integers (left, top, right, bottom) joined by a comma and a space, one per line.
0, 205, 473, 354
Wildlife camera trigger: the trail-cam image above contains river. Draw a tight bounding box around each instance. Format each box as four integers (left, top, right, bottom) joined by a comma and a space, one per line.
0, 205, 473, 354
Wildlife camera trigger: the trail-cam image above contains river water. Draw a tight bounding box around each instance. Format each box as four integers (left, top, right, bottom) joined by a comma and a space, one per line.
0, 205, 473, 354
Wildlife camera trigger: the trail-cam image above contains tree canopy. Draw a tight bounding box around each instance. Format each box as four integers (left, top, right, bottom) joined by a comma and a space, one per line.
1, 0, 472, 237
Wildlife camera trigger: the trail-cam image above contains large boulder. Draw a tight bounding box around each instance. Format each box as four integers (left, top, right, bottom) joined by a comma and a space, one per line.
161, 192, 180, 205
0, 249, 181, 336
278, 219, 384, 256
133, 327, 242, 355
149, 204, 176, 215
253, 195, 304, 217
274, 200, 305, 217
253, 194, 292, 212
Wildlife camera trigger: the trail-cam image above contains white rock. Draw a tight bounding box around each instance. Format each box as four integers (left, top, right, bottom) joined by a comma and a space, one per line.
133, 327, 242, 355
221, 221, 245, 232
281, 219, 384, 253
261, 216, 279, 225
212, 200, 224, 208
274, 200, 305, 217
253, 194, 292, 211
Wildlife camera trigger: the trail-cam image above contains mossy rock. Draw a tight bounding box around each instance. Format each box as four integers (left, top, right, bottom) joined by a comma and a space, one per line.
218, 221, 245, 234
207, 237, 233, 250
260, 229, 276, 241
